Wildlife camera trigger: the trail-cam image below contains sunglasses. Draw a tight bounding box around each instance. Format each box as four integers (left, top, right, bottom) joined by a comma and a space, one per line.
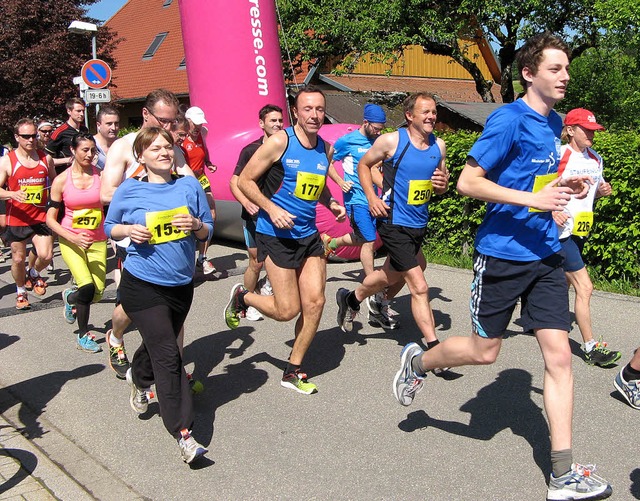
17, 134, 38, 139
39, 129, 53, 134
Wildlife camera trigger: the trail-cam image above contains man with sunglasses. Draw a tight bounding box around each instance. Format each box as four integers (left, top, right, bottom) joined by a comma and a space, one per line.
100, 88, 194, 380
0, 119, 56, 310
45, 97, 89, 175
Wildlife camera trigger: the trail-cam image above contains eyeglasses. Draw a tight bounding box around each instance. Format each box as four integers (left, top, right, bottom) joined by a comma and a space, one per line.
17, 134, 38, 139
147, 109, 177, 126
39, 129, 53, 134
367, 124, 385, 133
176, 132, 188, 138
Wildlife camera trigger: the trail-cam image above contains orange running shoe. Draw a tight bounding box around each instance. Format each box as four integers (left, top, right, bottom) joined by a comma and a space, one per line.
320, 233, 335, 258
16, 292, 30, 310
33, 277, 47, 296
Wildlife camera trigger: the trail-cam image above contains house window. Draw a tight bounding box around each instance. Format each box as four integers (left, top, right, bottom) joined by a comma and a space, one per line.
163, 0, 172, 6
178, 58, 186, 70
142, 32, 168, 60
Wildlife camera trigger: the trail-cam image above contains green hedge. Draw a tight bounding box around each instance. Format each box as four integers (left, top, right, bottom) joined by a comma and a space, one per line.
426, 129, 640, 286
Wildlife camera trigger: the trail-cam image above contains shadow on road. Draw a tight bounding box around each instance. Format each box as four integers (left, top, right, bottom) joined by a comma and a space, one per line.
630, 468, 640, 499
398, 368, 551, 478
185, 328, 269, 445
0, 333, 20, 351
0, 447, 38, 495
0, 364, 104, 439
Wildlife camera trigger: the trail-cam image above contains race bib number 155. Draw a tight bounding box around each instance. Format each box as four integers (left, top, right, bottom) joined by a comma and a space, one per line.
146, 206, 190, 244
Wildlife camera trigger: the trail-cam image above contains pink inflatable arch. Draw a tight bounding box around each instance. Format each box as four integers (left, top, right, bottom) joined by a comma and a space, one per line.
178, 0, 380, 260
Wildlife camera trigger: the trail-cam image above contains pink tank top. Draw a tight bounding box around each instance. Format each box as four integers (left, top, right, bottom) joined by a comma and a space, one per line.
61, 166, 107, 241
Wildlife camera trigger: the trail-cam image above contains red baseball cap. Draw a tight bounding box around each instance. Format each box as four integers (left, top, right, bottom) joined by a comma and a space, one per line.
564, 108, 605, 131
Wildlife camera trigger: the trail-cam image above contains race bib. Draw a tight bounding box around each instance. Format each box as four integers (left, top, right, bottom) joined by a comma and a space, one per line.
528, 173, 558, 213
294, 172, 325, 201
198, 173, 210, 190
572, 211, 594, 237
72, 208, 102, 229
408, 179, 433, 205
22, 185, 44, 205
146, 206, 190, 244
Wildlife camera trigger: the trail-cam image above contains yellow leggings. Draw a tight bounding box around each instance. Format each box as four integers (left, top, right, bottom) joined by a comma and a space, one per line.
59, 238, 107, 303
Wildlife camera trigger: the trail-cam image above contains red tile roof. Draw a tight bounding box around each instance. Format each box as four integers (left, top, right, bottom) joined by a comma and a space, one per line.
106, 0, 188, 101
105, 1, 501, 104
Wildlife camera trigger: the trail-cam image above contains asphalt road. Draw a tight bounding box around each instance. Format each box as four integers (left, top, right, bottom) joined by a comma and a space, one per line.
0, 241, 638, 500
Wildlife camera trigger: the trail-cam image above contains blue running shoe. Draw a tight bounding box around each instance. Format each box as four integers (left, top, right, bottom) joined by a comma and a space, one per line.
77, 332, 101, 353
63, 287, 77, 324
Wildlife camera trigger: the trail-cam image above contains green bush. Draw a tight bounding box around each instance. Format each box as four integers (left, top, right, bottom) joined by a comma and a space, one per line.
427, 130, 484, 255
587, 131, 640, 285
426, 129, 640, 287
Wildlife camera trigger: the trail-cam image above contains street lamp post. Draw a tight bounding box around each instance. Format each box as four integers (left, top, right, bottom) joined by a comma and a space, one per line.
68, 20, 99, 129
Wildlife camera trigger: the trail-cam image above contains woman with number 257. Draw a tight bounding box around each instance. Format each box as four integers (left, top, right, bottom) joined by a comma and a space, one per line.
46, 132, 107, 354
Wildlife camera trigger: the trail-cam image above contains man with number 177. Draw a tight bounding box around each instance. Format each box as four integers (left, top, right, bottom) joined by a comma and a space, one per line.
225, 86, 346, 395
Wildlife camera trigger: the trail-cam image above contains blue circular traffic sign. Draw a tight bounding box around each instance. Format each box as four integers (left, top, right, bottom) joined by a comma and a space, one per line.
81, 59, 112, 89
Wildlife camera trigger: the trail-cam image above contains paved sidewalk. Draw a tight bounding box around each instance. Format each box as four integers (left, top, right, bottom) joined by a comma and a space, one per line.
1, 240, 639, 500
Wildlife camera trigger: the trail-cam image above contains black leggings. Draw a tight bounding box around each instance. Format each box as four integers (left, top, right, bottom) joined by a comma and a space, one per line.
69, 283, 95, 335
120, 271, 194, 440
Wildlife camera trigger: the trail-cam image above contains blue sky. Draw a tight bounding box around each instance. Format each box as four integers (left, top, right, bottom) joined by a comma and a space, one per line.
87, 0, 127, 23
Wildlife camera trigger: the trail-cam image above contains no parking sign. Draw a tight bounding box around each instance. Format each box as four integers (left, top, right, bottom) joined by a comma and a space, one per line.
81, 59, 112, 89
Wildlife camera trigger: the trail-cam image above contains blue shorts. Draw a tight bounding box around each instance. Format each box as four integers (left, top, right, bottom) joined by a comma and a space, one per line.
346, 204, 377, 243
471, 252, 570, 338
560, 236, 586, 272
243, 219, 257, 249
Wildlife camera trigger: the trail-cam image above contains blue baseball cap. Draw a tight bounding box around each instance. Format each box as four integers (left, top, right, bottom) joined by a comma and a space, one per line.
363, 104, 386, 123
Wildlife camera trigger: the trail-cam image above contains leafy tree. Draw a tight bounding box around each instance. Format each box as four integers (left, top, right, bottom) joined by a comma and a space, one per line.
558, 0, 640, 129
276, 0, 599, 103
559, 45, 640, 130
0, 0, 118, 143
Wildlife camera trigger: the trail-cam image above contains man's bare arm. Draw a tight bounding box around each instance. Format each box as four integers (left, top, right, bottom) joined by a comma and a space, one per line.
100, 138, 131, 204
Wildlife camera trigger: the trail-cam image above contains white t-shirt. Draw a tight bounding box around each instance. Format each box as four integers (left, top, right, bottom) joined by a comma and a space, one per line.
557, 144, 604, 239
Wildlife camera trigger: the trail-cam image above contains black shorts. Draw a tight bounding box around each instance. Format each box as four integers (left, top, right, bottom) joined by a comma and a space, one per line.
119, 268, 194, 316
114, 245, 128, 270
2, 223, 52, 244
256, 232, 324, 269
470, 251, 570, 338
377, 222, 427, 272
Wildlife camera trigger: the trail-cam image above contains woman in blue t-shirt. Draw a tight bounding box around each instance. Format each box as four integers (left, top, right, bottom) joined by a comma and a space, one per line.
104, 127, 213, 465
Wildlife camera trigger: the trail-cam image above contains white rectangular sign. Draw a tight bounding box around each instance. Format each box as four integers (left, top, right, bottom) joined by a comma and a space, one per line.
85, 89, 111, 103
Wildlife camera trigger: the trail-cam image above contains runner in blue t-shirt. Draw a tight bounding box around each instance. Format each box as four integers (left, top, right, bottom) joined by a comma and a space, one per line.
335, 93, 450, 355
224, 86, 346, 396
322, 104, 401, 328
391, 34, 612, 501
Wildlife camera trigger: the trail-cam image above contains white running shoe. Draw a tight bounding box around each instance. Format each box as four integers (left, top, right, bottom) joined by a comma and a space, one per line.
245, 306, 263, 321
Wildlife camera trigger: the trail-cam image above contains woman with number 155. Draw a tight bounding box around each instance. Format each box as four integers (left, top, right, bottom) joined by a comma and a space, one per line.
46, 132, 107, 354
104, 127, 213, 464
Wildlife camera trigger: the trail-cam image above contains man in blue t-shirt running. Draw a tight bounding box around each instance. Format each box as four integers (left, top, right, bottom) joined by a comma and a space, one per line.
391, 33, 612, 501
